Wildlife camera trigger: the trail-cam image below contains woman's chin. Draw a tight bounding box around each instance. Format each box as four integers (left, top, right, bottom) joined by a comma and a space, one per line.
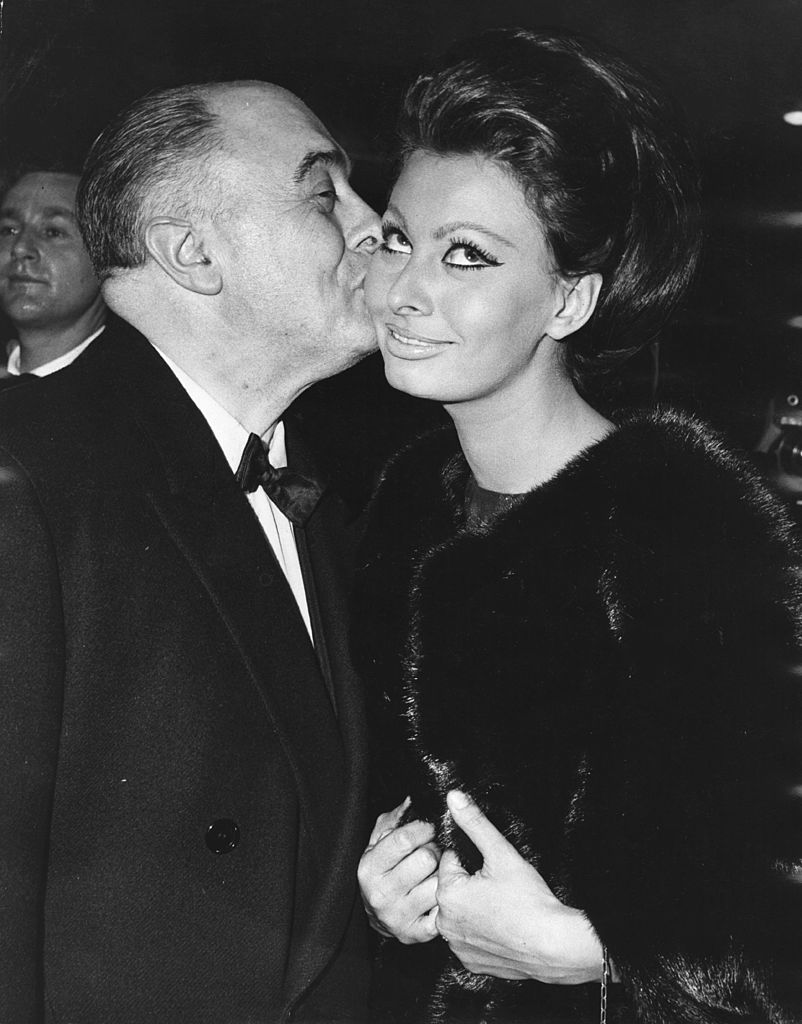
382, 357, 445, 402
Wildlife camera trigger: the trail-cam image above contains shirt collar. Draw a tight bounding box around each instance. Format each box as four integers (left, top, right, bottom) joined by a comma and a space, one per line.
6, 324, 106, 377
149, 345, 287, 474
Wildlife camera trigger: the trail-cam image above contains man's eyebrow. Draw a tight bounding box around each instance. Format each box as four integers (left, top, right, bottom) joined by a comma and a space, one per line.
293, 148, 351, 185
433, 221, 514, 248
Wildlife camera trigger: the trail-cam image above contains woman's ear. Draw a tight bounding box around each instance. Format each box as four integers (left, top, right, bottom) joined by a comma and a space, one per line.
548, 273, 602, 340
144, 219, 223, 296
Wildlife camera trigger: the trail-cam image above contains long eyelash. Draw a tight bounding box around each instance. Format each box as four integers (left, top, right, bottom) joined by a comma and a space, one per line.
449, 236, 501, 267
380, 219, 405, 241
379, 219, 410, 256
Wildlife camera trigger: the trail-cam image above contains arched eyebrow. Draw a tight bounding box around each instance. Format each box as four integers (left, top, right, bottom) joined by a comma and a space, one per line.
293, 148, 351, 185
433, 221, 513, 248
383, 205, 513, 249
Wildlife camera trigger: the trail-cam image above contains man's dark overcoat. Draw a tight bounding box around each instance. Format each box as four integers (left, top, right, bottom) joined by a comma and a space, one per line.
0, 317, 369, 1023
354, 409, 802, 1024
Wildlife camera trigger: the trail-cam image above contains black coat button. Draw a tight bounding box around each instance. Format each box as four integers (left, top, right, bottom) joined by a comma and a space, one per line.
206, 818, 240, 854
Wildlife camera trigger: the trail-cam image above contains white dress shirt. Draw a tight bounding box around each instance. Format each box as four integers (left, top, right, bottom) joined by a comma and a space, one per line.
6, 324, 106, 377
152, 348, 314, 641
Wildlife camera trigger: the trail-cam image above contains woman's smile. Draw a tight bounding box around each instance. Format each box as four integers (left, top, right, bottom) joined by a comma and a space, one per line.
384, 322, 453, 359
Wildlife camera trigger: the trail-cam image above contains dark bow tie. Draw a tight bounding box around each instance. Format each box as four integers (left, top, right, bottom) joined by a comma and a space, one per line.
235, 432, 324, 527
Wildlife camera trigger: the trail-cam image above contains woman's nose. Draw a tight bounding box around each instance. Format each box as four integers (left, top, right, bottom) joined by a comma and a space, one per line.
387, 260, 432, 316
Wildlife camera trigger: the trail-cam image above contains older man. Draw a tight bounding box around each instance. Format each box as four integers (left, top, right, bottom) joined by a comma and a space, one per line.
0, 169, 106, 376
0, 82, 380, 1023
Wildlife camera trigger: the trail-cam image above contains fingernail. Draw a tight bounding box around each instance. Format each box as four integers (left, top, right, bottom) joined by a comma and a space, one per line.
447, 790, 469, 810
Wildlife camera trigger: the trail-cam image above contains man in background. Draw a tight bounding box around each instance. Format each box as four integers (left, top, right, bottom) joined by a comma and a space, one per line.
0, 82, 379, 1022
0, 169, 106, 376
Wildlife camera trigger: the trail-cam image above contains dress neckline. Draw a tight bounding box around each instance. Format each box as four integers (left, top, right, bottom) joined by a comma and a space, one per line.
464, 475, 527, 529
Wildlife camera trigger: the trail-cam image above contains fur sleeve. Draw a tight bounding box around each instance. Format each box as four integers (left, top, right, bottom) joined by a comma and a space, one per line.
570, 412, 802, 1023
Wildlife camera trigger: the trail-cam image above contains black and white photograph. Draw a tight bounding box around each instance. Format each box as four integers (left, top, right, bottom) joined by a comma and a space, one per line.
0, 2, 800, 1021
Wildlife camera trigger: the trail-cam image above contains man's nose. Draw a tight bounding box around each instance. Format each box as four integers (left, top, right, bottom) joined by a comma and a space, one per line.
346, 195, 383, 255
10, 228, 39, 261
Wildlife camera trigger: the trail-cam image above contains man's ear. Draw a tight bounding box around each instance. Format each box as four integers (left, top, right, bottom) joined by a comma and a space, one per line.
548, 273, 602, 341
144, 219, 222, 296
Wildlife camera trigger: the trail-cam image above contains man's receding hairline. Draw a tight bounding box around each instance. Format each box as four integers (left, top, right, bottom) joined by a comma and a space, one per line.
78, 79, 325, 280
204, 80, 309, 118
204, 83, 337, 184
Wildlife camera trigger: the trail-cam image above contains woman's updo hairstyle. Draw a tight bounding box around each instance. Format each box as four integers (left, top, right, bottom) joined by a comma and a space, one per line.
397, 28, 701, 389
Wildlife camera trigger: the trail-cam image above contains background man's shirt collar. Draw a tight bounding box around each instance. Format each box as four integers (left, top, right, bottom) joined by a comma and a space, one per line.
6, 323, 106, 377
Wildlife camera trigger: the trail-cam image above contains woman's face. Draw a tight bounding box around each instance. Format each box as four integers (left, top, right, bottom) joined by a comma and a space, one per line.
365, 151, 571, 406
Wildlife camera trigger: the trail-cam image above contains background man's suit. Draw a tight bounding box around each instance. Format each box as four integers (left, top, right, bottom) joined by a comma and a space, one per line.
0, 316, 369, 1023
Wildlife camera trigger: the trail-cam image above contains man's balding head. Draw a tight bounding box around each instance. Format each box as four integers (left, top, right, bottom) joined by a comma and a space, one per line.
77, 83, 227, 282
74, 81, 380, 429
77, 82, 334, 285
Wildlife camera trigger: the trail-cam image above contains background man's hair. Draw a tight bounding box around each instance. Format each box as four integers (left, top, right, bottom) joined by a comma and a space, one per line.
76, 84, 225, 282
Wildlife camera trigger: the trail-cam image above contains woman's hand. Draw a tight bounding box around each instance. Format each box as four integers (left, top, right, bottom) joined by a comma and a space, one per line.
436, 790, 604, 984
358, 798, 441, 944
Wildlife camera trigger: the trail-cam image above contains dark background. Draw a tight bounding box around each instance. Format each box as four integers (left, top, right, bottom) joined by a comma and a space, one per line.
1, 0, 801, 484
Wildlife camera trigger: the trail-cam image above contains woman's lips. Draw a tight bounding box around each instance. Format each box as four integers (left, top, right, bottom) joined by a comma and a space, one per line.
384, 323, 453, 359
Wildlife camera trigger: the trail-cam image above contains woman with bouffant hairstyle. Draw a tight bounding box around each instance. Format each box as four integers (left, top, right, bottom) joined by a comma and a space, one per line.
355, 27, 801, 1024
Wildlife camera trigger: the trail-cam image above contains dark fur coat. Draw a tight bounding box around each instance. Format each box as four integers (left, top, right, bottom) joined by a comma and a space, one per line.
353, 408, 802, 1024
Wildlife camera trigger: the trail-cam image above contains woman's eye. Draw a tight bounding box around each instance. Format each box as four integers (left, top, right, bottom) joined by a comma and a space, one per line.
443, 243, 497, 269
380, 229, 411, 255
45, 228, 65, 239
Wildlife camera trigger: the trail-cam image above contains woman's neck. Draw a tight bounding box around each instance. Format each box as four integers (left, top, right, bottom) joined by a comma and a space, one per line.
446, 374, 612, 494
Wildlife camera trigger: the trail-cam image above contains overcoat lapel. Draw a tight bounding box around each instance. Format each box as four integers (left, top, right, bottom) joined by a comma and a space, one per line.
282, 420, 369, 1008
286, 420, 366, 729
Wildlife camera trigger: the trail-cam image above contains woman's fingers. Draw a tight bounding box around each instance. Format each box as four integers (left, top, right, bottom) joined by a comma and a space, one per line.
446, 790, 513, 869
435, 847, 466, 886
360, 849, 440, 943
367, 796, 411, 847
359, 811, 441, 945
362, 818, 437, 874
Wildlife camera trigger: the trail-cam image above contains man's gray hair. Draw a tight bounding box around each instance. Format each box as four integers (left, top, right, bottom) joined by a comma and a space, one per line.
76, 83, 226, 282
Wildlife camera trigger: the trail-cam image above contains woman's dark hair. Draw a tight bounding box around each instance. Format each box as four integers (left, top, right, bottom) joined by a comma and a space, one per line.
397, 28, 701, 388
